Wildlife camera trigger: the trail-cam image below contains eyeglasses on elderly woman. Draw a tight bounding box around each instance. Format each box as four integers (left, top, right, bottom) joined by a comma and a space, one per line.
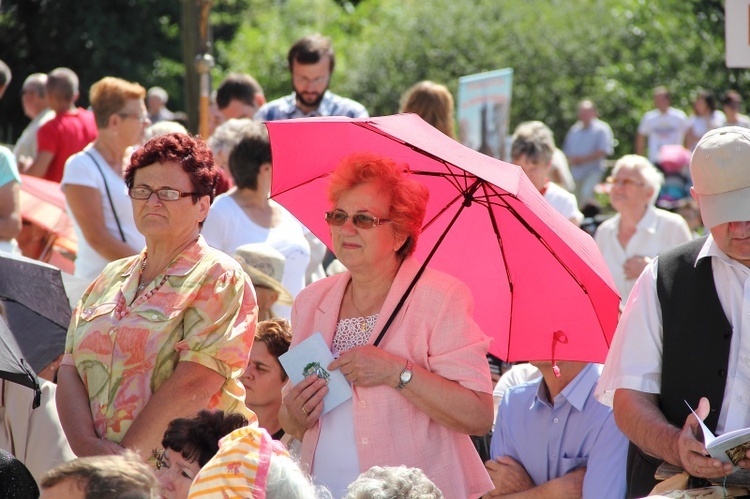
128, 186, 198, 201
324, 209, 391, 229
605, 176, 645, 188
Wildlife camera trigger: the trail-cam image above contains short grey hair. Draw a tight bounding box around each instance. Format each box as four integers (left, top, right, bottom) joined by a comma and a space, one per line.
345, 466, 444, 499
612, 154, 664, 204
143, 120, 188, 142
207, 118, 255, 156
265, 454, 331, 499
22, 73, 47, 97
41, 451, 159, 499
47, 67, 79, 101
511, 121, 555, 165
147, 86, 168, 104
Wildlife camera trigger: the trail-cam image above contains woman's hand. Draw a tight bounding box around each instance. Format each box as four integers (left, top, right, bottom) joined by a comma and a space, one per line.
96, 438, 127, 456
281, 375, 329, 440
328, 345, 402, 388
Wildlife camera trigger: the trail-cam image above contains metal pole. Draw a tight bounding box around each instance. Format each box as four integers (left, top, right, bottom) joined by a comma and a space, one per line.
195, 0, 213, 138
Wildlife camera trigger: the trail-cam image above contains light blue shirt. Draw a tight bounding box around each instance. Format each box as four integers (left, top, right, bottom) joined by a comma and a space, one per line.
563, 118, 614, 181
490, 363, 627, 499
254, 90, 368, 121
0, 146, 21, 188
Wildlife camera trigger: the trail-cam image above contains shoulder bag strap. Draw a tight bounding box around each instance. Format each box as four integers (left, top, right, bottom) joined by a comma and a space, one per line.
85, 150, 126, 243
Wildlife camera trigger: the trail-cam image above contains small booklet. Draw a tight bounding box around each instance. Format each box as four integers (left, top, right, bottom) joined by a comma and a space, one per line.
686, 401, 750, 469
279, 332, 352, 416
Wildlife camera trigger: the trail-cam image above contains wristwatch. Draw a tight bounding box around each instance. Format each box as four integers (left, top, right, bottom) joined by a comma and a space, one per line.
396, 360, 414, 390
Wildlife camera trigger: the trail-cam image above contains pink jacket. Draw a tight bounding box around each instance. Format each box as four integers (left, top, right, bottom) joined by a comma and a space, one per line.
291, 257, 494, 498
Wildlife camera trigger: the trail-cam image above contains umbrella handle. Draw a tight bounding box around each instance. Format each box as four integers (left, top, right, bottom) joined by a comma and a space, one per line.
551, 330, 569, 378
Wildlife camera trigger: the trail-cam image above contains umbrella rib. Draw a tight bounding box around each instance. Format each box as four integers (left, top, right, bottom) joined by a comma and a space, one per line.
421, 191, 465, 233
477, 182, 515, 361
271, 171, 333, 198
354, 121, 475, 193
504, 204, 585, 289
410, 169, 473, 194
372, 177, 483, 347
478, 183, 608, 359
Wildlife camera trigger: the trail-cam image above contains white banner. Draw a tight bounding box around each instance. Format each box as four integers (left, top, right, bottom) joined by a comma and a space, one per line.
726, 0, 750, 68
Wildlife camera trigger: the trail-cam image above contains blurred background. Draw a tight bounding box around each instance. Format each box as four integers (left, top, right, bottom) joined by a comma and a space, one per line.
0, 0, 737, 158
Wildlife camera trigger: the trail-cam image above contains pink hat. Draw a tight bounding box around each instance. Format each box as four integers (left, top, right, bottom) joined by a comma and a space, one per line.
690, 126, 750, 228
187, 425, 289, 499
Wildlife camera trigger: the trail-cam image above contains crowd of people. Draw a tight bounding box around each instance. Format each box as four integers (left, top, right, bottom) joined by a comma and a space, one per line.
1, 30, 750, 499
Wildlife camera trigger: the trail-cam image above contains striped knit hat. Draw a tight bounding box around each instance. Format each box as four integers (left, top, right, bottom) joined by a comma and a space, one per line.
187, 425, 289, 498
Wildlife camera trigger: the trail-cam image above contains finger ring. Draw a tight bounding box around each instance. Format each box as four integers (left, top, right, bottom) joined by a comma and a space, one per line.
301, 406, 308, 415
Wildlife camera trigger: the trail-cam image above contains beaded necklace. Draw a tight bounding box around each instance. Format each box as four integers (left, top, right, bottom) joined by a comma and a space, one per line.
137, 257, 148, 292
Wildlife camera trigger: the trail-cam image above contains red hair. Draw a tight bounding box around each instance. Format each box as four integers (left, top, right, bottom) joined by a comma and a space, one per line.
126, 132, 218, 202
327, 153, 429, 259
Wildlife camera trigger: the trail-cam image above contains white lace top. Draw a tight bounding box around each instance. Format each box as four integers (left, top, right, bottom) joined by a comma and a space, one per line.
331, 314, 378, 357
314, 312, 379, 496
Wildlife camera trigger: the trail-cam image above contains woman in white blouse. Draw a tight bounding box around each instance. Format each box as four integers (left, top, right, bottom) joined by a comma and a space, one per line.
202, 121, 310, 319
594, 155, 692, 303
62, 77, 148, 282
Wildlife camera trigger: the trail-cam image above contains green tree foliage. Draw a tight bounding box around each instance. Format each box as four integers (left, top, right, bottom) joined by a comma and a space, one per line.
1, 0, 747, 155
223, 0, 749, 156
0, 0, 249, 142
0, 0, 182, 143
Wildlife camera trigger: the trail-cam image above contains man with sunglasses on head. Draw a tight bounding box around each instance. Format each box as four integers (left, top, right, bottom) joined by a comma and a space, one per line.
25, 67, 97, 183
254, 34, 368, 121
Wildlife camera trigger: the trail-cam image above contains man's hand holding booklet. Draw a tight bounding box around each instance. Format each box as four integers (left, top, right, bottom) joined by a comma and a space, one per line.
686, 400, 750, 471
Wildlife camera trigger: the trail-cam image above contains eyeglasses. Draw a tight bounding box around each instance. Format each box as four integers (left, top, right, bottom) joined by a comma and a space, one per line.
293, 75, 329, 86
118, 112, 150, 124
128, 186, 198, 201
324, 209, 391, 229
605, 176, 645, 188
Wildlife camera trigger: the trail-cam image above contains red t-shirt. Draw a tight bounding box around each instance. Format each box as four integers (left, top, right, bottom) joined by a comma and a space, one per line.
36, 108, 98, 182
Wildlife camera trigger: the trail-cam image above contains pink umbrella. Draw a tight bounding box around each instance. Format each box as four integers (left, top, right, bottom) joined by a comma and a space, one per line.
266, 114, 620, 364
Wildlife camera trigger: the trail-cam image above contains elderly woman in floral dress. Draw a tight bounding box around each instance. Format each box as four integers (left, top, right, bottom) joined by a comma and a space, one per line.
56, 133, 257, 459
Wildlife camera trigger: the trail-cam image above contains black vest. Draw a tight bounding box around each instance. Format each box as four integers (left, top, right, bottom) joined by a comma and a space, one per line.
626, 237, 732, 499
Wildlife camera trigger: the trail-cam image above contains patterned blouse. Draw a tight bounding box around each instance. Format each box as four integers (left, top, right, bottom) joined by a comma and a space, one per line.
62, 236, 257, 443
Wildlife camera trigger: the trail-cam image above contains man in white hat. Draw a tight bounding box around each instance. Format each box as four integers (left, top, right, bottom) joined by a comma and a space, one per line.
234, 243, 292, 321
595, 126, 750, 497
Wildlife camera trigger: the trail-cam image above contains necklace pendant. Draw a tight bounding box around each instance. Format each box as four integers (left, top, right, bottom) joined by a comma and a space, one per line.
360, 318, 367, 333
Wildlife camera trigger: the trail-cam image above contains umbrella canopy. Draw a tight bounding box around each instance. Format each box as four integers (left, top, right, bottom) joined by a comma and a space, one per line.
19, 174, 77, 252
0, 252, 72, 374
266, 114, 620, 364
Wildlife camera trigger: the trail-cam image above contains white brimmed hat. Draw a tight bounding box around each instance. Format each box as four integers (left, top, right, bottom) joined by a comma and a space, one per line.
234, 243, 293, 306
690, 126, 750, 229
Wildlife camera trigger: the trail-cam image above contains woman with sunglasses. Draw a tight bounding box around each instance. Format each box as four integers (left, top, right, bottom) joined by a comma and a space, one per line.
594, 154, 692, 303
280, 153, 494, 498
62, 76, 150, 282
57, 133, 257, 460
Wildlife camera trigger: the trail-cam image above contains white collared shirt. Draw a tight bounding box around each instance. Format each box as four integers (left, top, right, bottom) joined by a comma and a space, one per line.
596, 236, 750, 433
594, 205, 692, 302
